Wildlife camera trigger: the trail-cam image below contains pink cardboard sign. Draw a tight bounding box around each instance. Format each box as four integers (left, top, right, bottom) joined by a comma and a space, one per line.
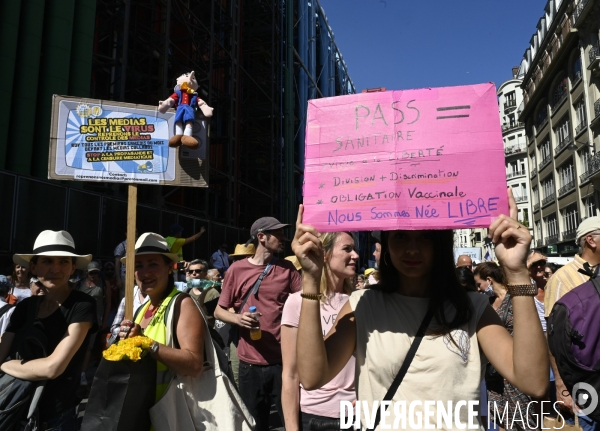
303, 83, 507, 231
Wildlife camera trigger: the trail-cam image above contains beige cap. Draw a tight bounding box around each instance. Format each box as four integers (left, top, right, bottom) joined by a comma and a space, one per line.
576, 217, 600, 242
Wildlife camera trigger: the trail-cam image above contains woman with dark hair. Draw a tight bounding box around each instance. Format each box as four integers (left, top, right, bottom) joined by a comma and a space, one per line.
475, 261, 538, 430
292, 191, 548, 430
0, 230, 97, 430
455, 266, 477, 292
118, 232, 205, 402
474, 262, 507, 308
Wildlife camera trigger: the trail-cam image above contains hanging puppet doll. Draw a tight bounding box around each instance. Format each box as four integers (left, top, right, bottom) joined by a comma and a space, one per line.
158, 71, 214, 149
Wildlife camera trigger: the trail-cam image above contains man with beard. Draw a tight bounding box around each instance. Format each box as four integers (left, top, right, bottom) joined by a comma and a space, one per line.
214, 217, 301, 431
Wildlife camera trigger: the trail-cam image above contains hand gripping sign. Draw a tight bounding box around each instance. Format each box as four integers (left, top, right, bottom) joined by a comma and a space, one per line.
303, 83, 508, 231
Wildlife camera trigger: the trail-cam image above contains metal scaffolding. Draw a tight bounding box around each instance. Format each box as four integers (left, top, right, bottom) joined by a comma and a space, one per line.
90, 0, 353, 229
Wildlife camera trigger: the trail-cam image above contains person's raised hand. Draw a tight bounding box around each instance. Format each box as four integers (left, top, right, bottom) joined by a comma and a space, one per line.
488, 188, 531, 276
291, 205, 324, 280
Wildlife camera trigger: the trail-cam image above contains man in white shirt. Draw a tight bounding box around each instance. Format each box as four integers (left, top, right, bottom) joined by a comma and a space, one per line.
0, 276, 16, 336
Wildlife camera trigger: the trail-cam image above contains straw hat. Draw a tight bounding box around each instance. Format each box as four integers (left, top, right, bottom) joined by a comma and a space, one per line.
13, 230, 92, 269
121, 232, 179, 264
364, 268, 375, 277
285, 255, 302, 271
230, 243, 256, 257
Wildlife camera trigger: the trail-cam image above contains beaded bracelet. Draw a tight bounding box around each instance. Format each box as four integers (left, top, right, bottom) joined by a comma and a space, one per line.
300, 293, 323, 301
506, 284, 537, 297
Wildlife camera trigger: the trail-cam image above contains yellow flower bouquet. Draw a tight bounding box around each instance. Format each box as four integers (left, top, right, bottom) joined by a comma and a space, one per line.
103, 336, 154, 362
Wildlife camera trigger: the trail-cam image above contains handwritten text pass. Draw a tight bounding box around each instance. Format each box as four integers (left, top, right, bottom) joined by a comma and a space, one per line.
303, 83, 507, 231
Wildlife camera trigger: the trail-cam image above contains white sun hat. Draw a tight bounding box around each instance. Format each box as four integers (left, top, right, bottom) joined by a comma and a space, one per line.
13, 230, 92, 269
121, 232, 179, 264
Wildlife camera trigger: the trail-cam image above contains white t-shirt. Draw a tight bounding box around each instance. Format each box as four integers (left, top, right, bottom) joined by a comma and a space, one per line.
11, 287, 31, 303
281, 291, 355, 418
534, 297, 546, 333
0, 299, 15, 336
348, 289, 489, 431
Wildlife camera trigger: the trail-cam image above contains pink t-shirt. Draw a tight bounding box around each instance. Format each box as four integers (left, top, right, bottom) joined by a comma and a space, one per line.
218, 258, 302, 365
281, 291, 356, 418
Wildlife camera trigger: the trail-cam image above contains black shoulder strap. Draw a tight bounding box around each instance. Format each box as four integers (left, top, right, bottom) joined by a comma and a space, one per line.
368, 308, 434, 431
0, 303, 13, 319
237, 257, 278, 314
578, 262, 598, 278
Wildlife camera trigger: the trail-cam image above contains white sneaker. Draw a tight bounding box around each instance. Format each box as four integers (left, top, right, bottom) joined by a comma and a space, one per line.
80, 372, 88, 386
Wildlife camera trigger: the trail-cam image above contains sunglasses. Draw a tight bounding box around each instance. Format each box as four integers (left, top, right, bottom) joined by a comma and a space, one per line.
187, 269, 206, 274
543, 272, 552, 277
531, 259, 547, 267
88, 271, 100, 275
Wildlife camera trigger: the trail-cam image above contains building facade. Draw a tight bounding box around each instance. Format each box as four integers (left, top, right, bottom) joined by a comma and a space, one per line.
499, 73, 534, 230
0, 0, 355, 263
518, 0, 600, 258
454, 70, 532, 263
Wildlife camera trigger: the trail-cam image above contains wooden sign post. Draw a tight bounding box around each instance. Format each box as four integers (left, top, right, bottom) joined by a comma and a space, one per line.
124, 184, 137, 320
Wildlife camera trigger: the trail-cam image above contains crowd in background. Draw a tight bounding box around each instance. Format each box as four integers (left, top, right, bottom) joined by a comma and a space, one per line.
1, 204, 599, 431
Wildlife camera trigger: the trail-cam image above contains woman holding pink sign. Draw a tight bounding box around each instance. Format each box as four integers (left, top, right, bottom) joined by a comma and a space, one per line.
293, 189, 548, 431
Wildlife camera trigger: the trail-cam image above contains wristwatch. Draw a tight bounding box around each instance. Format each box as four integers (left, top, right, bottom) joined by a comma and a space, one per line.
150, 341, 159, 355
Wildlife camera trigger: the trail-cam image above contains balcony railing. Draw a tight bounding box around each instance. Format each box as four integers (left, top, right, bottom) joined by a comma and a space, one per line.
589, 44, 600, 67
507, 170, 526, 179
562, 230, 577, 241
531, 167, 537, 178
558, 180, 575, 197
534, 203, 540, 212
552, 91, 568, 112
504, 99, 517, 111
539, 154, 552, 171
502, 122, 524, 133
545, 234, 559, 245
514, 195, 528, 203
555, 134, 572, 156
575, 120, 587, 136
542, 193, 556, 207
595, 99, 600, 120
504, 144, 526, 155
572, 0, 590, 25
580, 152, 600, 183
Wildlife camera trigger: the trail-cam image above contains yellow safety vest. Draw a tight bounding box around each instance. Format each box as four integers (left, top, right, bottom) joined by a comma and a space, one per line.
134, 287, 179, 401
164, 236, 184, 261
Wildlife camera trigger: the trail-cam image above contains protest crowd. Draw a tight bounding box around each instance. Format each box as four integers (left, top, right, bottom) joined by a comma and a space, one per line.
2, 190, 600, 431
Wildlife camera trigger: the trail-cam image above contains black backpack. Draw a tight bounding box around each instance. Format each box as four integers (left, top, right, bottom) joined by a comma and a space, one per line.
0, 298, 47, 431
548, 263, 600, 421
